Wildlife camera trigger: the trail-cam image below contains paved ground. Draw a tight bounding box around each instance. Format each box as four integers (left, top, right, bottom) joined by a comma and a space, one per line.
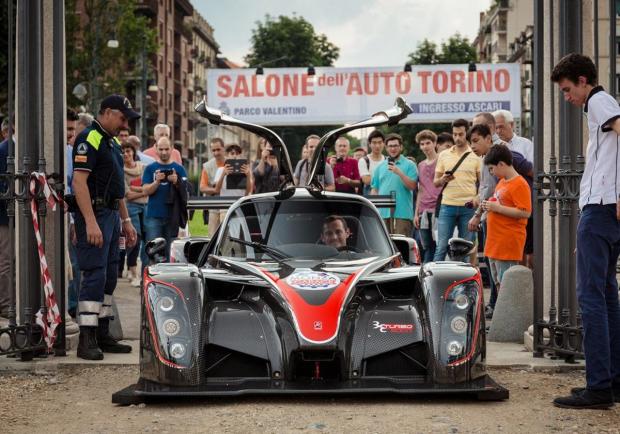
1, 367, 619, 433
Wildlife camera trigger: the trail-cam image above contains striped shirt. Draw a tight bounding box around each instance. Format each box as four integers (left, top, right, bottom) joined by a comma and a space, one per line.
580, 86, 620, 210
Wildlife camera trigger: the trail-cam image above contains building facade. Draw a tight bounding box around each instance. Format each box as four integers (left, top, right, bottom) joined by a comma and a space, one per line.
135, 0, 194, 155
474, 0, 534, 137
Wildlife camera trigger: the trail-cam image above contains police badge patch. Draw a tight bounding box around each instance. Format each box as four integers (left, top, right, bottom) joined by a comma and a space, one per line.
76, 142, 89, 155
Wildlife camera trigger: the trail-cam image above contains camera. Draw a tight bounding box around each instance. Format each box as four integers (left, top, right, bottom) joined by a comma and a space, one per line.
336, 156, 344, 164
387, 156, 396, 166
161, 169, 174, 177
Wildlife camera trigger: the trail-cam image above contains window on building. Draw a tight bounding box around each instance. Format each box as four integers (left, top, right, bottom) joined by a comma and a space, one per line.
616, 74, 620, 93
159, 22, 163, 39
616, 0, 620, 16
616, 37, 620, 56
168, 61, 172, 78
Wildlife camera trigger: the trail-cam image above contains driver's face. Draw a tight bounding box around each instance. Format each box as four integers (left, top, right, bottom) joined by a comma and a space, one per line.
321, 220, 350, 249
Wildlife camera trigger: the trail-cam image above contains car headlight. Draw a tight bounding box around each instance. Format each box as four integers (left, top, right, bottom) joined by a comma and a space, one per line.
446, 340, 464, 356
450, 316, 467, 334
440, 279, 481, 366
169, 342, 186, 358
163, 319, 180, 336
145, 282, 193, 368
158, 296, 174, 312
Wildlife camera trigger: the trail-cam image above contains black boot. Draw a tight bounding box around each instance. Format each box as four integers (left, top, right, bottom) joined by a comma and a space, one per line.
571, 384, 620, 403
77, 326, 104, 360
97, 319, 132, 353
553, 388, 614, 409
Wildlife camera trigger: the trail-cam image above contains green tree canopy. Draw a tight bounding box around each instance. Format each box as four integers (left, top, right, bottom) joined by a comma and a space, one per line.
407, 33, 477, 65
66, 0, 158, 111
244, 15, 339, 67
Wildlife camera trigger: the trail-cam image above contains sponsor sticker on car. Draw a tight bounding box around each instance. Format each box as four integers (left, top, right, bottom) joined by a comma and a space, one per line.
372, 321, 414, 333
286, 270, 341, 291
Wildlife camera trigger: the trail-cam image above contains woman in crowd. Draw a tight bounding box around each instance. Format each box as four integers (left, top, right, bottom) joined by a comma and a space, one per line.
121, 143, 148, 287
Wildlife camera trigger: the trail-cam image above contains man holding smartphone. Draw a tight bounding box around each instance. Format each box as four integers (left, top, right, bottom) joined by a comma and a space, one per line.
371, 133, 418, 236
142, 136, 187, 262
433, 118, 481, 262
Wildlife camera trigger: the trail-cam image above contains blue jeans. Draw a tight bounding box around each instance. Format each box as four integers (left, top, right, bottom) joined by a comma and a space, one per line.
418, 211, 436, 263
433, 205, 475, 262
126, 202, 146, 268
481, 221, 498, 307
576, 204, 620, 390
144, 216, 179, 264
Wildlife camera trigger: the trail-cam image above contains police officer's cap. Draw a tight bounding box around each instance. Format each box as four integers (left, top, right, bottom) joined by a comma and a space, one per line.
100, 94, 141, 120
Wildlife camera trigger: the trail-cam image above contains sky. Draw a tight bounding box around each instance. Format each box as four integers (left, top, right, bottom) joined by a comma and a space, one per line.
195, 0, 492, 68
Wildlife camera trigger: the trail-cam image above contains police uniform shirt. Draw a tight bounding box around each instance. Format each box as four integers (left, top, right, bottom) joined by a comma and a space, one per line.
72, 120, 125, 201
581, 86, 620, 210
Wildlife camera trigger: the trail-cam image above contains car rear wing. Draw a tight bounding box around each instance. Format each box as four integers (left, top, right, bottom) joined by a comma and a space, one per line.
194, 99, 295, 189
186, 194, 396, 211
306, 97, 413, 191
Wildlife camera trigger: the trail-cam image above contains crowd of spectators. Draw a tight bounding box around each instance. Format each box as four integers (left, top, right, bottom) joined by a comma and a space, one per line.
0, 107, 534, 324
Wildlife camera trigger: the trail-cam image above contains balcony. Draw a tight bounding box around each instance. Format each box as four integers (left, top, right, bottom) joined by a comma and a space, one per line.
134, 0, 157, 17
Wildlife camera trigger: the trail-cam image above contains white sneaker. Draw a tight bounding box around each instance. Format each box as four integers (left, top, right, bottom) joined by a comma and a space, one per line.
130, 277, 141, 287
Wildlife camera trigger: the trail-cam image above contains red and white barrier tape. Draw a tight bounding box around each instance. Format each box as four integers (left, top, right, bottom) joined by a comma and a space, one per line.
30, 172, 62, 350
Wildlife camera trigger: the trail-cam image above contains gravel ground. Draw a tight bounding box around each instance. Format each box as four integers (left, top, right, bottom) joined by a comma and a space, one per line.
1, 367, 620, 433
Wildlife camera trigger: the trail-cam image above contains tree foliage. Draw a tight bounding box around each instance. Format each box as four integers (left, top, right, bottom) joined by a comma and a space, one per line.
244, 15, 339, 67
407, 33, 477, 65
66, 0, 158, 110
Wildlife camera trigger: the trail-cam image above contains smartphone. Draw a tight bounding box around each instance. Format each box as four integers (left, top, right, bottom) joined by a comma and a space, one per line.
161, 169, 174, 177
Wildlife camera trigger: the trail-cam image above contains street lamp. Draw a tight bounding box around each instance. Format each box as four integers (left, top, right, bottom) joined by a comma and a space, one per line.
254, 55, 289, 75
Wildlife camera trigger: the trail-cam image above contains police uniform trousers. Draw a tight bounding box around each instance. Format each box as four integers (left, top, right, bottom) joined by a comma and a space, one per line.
75, 207, 120, 327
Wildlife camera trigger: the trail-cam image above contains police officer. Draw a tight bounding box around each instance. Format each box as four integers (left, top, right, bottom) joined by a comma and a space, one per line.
72, 95, 138, 360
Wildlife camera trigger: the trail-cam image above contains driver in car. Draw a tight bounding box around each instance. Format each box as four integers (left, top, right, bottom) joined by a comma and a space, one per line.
321, 215, 351, 249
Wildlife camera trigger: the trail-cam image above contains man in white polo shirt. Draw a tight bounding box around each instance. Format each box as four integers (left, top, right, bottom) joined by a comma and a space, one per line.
493, 109, 534, 163
551, 53, 620, 410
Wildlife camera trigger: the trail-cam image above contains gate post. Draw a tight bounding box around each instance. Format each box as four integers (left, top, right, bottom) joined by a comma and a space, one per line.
16, 0, 45, 361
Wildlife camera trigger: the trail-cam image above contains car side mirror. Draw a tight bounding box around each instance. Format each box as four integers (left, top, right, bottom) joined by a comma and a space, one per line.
448, 237, 474, 262
184, 238, 210, 265
391, 235, 420, 265
145, 237, 167, 264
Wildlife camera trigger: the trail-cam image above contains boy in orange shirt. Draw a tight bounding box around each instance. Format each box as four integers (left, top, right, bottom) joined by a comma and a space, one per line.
482, 144, 532, 288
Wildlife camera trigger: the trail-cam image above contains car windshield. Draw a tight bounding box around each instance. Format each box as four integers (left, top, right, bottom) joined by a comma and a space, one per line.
216, 199, 393, 262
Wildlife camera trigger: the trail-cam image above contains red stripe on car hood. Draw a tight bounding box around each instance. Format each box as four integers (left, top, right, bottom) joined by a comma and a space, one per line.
261, 270, 358, 344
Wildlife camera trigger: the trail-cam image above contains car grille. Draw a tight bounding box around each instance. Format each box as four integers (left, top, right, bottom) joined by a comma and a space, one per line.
363, 342, 428, 377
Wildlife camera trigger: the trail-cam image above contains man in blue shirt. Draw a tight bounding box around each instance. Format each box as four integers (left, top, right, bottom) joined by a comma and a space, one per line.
371, 133, 418, 236
142, 136, 187, 262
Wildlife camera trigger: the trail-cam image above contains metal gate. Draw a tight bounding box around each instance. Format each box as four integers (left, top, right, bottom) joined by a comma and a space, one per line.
0, 0, 67, 360
532, 0, 617, 362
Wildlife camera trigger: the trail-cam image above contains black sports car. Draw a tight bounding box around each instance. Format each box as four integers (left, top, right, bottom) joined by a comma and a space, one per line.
113, 98, 508, 404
